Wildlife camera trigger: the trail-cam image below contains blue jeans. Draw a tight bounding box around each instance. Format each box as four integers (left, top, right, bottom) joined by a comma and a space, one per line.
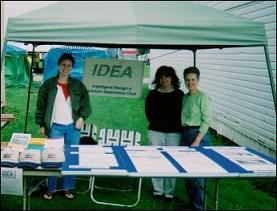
148, 130, 181, 197
181, 127, 210, 210
47, 123, 80, 193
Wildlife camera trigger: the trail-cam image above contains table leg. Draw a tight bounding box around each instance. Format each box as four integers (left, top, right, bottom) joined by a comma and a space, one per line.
90, 176, 142, 207
214, 178, 219, 210
23, 176, 27, 211
203, 179, 207, 210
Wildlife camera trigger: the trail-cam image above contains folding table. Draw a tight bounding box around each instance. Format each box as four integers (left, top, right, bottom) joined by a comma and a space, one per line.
62, 145, 276, 210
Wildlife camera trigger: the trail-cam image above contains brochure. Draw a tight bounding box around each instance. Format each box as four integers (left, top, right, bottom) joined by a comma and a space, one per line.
8, 133, 31, 152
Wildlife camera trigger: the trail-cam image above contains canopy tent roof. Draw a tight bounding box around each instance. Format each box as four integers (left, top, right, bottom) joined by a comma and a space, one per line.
5, 1, 266, 49
3, 1, 276, 136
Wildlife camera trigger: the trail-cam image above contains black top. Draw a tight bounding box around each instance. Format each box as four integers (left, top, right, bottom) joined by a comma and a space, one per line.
145, 89, 184, 133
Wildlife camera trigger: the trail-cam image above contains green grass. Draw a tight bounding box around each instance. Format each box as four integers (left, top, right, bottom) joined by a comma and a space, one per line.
1, 82, 276, 210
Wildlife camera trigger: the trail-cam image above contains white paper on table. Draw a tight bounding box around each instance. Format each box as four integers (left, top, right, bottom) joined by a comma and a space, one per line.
212, 148, 276, 172
78, 146, 113, 153
212, 148, 252, 156
226, 157, 275, 172
1, 167, 23, 196
237, 163, 276, 172
6, 144, 26, 152
133, 161, 178, 173
127, 150, 178, 173
127, 150, 160, 155
9, 133, 31, 146
8, 133, 31, 152
70, 163, 118, 168
44, 138, 64, 149
78, 153, 118, 168
204, 146, 244, 150
79, 155, 117, 163
168, 151, 228, 173
125, 146, 158, 151
161, 146, 194, 151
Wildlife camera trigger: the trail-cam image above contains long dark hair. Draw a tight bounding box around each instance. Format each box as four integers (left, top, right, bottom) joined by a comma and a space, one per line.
152, 65, 180, 89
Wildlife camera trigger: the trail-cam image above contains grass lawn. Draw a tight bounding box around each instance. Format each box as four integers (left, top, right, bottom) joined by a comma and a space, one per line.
1, 79, 276, 210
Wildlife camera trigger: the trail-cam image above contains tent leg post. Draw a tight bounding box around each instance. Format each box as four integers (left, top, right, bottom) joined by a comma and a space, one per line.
264, 45, 276, 112
24, 44, 36, 133
193, 49, 197, 67
1, 39, 7, 71
1, 40, 8, 111
214, 178, 219, 210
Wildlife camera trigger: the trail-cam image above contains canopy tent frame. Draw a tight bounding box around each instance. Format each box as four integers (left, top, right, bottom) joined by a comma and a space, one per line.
24, 44, 36, 133
1, 1, 275, 133
1, 41, 275, 133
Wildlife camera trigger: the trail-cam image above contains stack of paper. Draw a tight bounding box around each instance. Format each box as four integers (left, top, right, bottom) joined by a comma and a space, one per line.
27, 138, 46, 151
44, 138, 64, 150
8, 133, 31, 152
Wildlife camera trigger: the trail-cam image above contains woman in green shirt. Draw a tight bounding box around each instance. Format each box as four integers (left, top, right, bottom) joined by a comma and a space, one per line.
181, 66, 212, 210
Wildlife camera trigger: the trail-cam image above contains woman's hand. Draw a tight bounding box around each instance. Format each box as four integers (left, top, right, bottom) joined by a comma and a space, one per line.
39, 127, 46, 137
190, 132, 204, 147
191, 139, 201, 147
75, 117, 84, 129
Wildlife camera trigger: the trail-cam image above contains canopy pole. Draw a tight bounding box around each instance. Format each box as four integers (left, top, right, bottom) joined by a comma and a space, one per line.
263, 44, 276, 112
24, 44, 36, 133
1, 39, 7, 71
1, 40, 8, 111
193, 49, 197, 67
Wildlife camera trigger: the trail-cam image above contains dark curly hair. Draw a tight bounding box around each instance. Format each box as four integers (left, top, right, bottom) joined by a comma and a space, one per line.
58, 53, 75, 67
152, 66, 180, 89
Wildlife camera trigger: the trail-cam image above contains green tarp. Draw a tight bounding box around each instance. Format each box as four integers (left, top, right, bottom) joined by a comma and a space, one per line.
6, 1, 266, 48
4, 44, 30, 87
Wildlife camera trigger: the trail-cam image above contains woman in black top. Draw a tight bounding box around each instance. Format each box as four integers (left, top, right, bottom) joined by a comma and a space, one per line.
145, 66, 184, 199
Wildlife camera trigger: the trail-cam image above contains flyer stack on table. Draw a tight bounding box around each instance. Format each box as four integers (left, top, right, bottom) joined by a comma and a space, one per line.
1, 133, 65, 169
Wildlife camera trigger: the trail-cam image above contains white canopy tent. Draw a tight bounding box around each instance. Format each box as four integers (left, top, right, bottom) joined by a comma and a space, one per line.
1, 1, 275, 133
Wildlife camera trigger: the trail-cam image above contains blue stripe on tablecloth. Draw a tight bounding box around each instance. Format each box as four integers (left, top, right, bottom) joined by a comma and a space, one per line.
160, 151, 187, 173
245, 147, 276, 164
111, 146, 137, 172
197, 147, 253, 173
62, 147, 91, 172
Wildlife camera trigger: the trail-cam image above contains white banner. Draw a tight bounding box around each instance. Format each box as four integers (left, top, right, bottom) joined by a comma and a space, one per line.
83, 58, 144, 98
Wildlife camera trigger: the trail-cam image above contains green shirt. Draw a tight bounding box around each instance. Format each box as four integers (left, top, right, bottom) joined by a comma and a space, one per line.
181, 90, 212, 134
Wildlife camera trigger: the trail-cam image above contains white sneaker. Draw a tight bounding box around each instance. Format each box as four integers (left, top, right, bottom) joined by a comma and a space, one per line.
153, 191, 163, 196
165, 194, 174, 199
